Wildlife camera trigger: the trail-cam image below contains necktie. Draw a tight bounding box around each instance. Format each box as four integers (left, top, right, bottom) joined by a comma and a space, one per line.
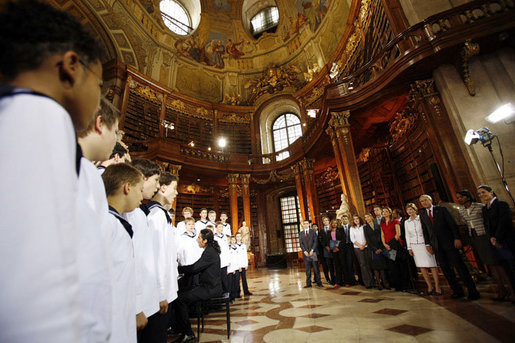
428, 209, 433, 224
305, 231, 310, 250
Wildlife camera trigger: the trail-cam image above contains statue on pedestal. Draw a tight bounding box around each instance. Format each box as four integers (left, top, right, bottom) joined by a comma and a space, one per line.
336, 193, 350, 220
238, 221, 251, 251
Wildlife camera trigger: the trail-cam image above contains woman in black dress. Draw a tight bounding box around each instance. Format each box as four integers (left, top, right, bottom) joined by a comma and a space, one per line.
364, 213, 390, 290
174, 229, 222, 343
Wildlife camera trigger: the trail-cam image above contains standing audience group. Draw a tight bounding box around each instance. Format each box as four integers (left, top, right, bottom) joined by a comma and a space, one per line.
313, 190, 514, 303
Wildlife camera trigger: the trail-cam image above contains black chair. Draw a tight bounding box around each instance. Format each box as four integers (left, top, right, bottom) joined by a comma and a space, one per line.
196, 293, 231, 340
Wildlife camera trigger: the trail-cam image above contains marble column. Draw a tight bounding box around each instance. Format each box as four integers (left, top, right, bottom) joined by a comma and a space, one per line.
169, 164, 182, 225
291, 163, 308, 221
227, 173, 239, 234
240, 174, 252, 228
328, 111, 366, 217
300, 158, 320, 225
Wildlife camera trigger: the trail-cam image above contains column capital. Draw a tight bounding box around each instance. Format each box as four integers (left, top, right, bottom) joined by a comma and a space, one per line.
328, 110, 350, 130
290, 163, 302, 175
299, 158, 314, 171
227, 173, 239, 185
240, 173, 251, 185
409, 78, 437, 99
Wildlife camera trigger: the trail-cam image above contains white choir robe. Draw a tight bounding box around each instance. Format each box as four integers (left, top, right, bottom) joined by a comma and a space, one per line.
236, 243, 249, 269
123, 207, 160, 318
148, 205, 178, 304
177, 231, 204, 266
214, 233, 230, 269
176, 220, 186, 235
106, 210, 136, 343
227, 245, 240, 273
0, 93, 81, 343
222, 223, 232, 237
195, 220, 209, 233
77, 158, 113, 342
208, 220, 217, 230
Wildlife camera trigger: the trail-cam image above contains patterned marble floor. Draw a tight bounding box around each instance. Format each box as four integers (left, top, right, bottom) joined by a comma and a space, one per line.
173, 267, 515, 343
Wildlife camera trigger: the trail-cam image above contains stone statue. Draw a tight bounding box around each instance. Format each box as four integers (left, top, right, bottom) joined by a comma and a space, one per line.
238, 221, 251, 250
336, 193, 350, 220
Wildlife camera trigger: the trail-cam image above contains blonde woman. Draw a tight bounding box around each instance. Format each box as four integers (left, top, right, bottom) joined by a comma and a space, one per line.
405, 203, 441, 295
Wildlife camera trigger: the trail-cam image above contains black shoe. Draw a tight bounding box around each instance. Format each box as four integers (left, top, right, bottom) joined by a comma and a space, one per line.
451, 292, 465, 299
179, 334, 195, 343
304, 285, 312, 288
244, 292, 253, 296
316, 283, 323, 287
468, 292, 480, 301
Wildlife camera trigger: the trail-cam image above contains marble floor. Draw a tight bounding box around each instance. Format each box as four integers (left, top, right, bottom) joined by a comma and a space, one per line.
173, 267, 515, 343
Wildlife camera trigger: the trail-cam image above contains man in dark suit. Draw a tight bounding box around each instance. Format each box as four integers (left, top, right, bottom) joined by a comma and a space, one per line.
419, 194, 480, 300
318, 216, 333, 284
299, 219, 323, 288
339, 215, 358, 286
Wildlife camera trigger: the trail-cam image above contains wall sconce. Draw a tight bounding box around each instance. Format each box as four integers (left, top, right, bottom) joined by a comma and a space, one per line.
161, 120, 174, 137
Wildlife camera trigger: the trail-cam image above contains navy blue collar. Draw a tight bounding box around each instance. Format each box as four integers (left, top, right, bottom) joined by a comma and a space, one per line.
108, 206, 133, 238
147, 201, 171, 224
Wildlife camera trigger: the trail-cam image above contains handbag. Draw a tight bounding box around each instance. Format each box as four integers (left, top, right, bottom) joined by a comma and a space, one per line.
329, 240, 341, 251
388, 249, 397, 261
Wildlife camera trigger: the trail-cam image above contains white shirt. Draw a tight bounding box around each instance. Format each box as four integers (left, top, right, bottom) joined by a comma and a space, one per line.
214, 233, 230, 268
177, 231, 203, 266
227, 245, 239, 273
222, 223, 232, 236
123, 207, 160, 318
77, 158, 112, 342
176, 220, 186, 235
405, 215, 429, 249
148, 203, 178, 303
350, 225, 367, 248
236, 243, 248, 269
195, 219, 209, 233
106, 209, 136, 343
0, 93, 81, 343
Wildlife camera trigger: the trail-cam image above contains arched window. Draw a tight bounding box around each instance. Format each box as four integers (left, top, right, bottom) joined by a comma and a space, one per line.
272, 113, 302, 161
250, 6, 279, 38
160, 0, 192, 36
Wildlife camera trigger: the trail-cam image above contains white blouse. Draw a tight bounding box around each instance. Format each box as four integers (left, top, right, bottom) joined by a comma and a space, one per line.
350, 225, 367, 248
405, 215, 428, 249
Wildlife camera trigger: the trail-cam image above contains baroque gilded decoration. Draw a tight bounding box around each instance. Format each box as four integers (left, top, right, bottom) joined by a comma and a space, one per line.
318, 166, 339, 184
251, 169, 294, 184
458, 40, 480, 96
244, 64, 303, 103
217, 111, 251, 124
128, 77, 162, 103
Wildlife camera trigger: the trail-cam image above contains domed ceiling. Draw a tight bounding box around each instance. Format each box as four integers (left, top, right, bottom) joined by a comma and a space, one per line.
57, 0, 352, 104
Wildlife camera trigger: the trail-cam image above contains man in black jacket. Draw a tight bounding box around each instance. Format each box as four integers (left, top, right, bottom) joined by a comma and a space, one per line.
318, 216, 334, 284
419, 194, 480, 300
299, 220, 323, 288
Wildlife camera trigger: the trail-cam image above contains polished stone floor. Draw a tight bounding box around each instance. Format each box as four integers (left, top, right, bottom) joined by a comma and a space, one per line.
174, 267, 515, 343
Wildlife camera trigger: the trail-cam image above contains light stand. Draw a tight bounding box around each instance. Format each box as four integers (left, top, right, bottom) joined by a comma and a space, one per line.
483, 138, 514, 206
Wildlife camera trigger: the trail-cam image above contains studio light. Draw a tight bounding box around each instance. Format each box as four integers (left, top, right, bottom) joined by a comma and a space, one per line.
463, 127, 495, 146
161, 120, 174, 137
486, 103, 515, 123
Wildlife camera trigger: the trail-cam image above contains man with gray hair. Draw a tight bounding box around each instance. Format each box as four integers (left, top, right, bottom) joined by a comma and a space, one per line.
419, 194, 480, 300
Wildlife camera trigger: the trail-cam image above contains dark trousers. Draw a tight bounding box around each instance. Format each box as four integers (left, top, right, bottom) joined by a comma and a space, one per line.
304, 257, 321, 286
354, 248, 373, 287
138, 311, 168, 343
436, 247, 477, 295
340, 244, 355, 285
220, 266, 229, 293
326, 257, 335, 284
240, 267, 250, 294
174, 287, 211, 337
230, 270, 240, 299
318, 250, 331, 283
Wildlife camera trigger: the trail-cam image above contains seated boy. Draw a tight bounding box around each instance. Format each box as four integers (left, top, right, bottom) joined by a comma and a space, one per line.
0, 1, 103, 341
76, 98, 120, 341
102, 163, 145, 343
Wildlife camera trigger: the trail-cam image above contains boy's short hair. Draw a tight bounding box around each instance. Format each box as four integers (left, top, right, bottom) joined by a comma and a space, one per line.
184, 217, 195, 224
110, 142, 127, 159
0, 0, 103, 82
208, 210, 216, 215
182, 207, 193, 214
205, 224, 214, 230
200, 208, 208, 213
168, 208, 175, 214
215, 221, 223, 227
102, 163, 143, 197
131, 159, 161, 178
77, 97, 121, 138
220, 211, 228, 216
159, 172, 178, 186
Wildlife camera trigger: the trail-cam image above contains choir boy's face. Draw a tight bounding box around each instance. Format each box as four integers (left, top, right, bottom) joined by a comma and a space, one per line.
142, 174, 160, 199
163, 180, 178, 204
220, 213, 228, 222
208, 212, 216, 222
216, 225, 223, 234
183, 210, 193, 219
127, 180, 144, 212
200, 210, 207, 219
236, 234, 242, 243
230, 237, 236, 245
185, 220, 195, 232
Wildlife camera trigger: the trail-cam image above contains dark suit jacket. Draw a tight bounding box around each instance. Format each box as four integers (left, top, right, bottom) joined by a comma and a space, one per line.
483, 198, 515, 250
299, 229, 318, 255
335, 224, 351, 250
178, 245, 221, 297
318, 227, 331, 251
420, 205, 460, 252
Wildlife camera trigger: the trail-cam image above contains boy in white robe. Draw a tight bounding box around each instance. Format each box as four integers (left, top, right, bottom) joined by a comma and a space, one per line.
195, 208, 209, 232
102, 163, 145, 343
214, 222, 230, 294
176, 207, 194, 235
0, 2, 103, 342
123, 159, 162, 342
220, 212, 232, 237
